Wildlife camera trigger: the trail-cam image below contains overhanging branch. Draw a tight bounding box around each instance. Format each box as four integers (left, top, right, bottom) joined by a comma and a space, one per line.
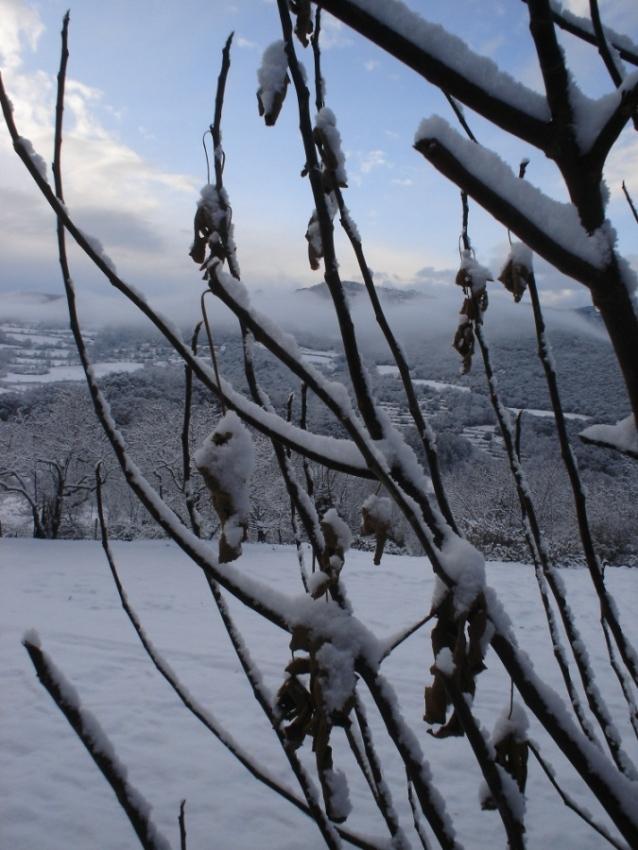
414, 134, 601, 286
311, 0, 551, 151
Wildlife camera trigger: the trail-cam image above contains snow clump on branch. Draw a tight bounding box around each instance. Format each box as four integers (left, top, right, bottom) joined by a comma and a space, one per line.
257, 40, 289, 126
195, 411, 255, 563
314, 108, 348, 188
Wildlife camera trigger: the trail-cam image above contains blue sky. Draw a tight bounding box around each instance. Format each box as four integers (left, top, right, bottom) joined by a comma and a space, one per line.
1, 0, 637, 322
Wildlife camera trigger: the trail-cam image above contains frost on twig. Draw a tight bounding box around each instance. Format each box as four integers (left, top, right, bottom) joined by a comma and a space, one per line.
195, 411, 255, 562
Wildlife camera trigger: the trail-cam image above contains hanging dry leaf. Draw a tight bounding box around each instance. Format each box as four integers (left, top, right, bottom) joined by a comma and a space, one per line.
453, 320, 475, 374
360, 494, 392, 565
257, 41, 289, 127
482, 702, 529, 810
320, 508, 352, 576
194, 412, 254, 563
424, 594, 489, 738
498, 257, 532, 303
289, 0, 313, 47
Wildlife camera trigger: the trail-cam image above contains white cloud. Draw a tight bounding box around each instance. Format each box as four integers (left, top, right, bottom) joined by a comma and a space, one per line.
391, 178, 413, 187
318, 12, 353, 49
359, 149, 388, 174
0, 0, 43, 70
364, 60, 378, 72
236, 35, 257, 49
0, 8, 198, 295
604, 131, 638, 194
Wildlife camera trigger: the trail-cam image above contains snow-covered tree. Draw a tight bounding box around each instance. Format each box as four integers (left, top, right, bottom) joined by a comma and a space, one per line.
3, 3, 638, 849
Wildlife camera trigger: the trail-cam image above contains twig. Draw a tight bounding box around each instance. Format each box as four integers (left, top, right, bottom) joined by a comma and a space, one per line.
600, 617, 638, 741
622, 180, 638, 225
520, 0, 638, 67
181, 322, 205, 537
526, 272, 638, 687
277, 0, 386, 443
589, 0, 623, 87
95, 466, 376, 849
204, 576, 344, 850
528, 741, 629, 850
352, 695, 409, 848
286, 392, 311, 592
358, 662, 461, 850
475, 318, 635, 776
406, 773, 433, 850
332, 185, 459, 535
308, 8, 457, 535
178, 800, 187, 850
23, 637, 172, 850
440, 669, 526, 850
200, 291, 226, 415
381, 611, 436, 661
311, 7, 324, 112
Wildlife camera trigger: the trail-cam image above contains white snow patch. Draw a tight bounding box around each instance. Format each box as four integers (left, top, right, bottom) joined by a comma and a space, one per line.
581, 414, 638, 455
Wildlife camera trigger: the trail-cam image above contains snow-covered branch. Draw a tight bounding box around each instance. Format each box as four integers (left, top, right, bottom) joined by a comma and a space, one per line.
311, 0, 551, 150
23, 635, 172, 850
414, 118, 604, 286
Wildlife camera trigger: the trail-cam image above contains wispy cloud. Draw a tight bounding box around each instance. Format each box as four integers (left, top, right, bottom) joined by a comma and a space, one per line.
0, 7, 198, 295
318, 12, 353, 49
236, 35, 258, 49
359, 149, 388, 174
0, 0, 43, 71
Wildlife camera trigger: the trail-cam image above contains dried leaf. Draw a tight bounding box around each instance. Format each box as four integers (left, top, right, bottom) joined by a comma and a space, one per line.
289, 0, 313, 47
286, 656, 312, 676
424, 676, 448, 725
498, 258, 532, 303
310, 572, 333, 599
360, 501, 392, 566
257, 76, 289, 127
482, 733, 529, 810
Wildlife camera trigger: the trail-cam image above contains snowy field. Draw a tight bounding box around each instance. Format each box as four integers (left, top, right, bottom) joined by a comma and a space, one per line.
1, 539, 636, 850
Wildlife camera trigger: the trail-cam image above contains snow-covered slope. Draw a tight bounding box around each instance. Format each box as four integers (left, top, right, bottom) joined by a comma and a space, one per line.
1, 540, 636, 850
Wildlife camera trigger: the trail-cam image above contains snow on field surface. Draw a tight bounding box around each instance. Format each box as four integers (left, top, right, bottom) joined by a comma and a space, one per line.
1, 540, 636, 850
2, 361, 143, 385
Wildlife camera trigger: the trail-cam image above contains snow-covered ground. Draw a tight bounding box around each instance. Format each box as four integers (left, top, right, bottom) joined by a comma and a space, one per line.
1, 360, 143, 387
300, 347, 340, 371
1, 540, 636, 850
